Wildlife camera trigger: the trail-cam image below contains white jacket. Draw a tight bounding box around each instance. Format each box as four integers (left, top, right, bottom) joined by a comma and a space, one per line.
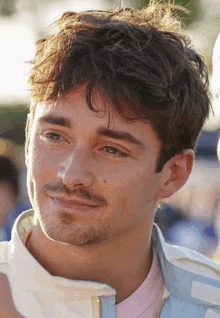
1, 209, 220, 317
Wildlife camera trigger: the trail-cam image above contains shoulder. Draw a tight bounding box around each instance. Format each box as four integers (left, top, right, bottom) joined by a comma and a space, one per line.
153, 223, 220, 316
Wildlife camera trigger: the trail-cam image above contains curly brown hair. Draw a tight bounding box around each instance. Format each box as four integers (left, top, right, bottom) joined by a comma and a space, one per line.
28, 0, 210, 172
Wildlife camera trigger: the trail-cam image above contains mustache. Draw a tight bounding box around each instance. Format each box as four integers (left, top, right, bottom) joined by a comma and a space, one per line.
42, 182, 107, 205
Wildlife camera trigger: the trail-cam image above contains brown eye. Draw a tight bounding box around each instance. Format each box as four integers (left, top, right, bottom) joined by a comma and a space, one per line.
46, 132, 62, 141
103, 146, 129, 157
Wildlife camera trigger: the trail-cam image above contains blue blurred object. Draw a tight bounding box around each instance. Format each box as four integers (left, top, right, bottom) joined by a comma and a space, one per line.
195, 130, 219, 159
165, 219, 218, 255
155, 204, 218, 256
154, 203, 187, 234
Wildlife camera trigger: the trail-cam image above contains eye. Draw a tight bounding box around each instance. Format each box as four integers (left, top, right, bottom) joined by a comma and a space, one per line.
102, 146, 129, 158
47, 132, 61, 140
41, 131, 65, 143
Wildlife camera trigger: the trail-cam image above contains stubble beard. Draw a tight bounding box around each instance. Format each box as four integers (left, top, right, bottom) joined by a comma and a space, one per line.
41, 210, 110, 246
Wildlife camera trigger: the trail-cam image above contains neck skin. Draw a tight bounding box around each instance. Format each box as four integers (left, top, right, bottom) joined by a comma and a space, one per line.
26, 220, 153, 303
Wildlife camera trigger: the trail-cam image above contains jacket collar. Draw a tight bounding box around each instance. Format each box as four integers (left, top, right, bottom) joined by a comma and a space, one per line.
152, 223, 220, 307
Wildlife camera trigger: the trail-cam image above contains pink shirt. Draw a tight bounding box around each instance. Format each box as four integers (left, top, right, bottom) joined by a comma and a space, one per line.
116, 247, 164, 318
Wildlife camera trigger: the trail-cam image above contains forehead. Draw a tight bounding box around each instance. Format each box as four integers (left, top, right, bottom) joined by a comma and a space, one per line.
34, 85, 120, 125
34, 87, 110, 126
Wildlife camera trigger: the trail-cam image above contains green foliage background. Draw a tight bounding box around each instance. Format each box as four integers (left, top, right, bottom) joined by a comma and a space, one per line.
139, 0, 199, 25
0, 107, 28, 145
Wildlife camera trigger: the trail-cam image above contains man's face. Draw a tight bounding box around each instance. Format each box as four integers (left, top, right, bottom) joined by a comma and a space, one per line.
26, 85, 166, 246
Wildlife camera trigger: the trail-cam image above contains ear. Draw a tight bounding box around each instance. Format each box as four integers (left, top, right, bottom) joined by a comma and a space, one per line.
156, 149, 195, 200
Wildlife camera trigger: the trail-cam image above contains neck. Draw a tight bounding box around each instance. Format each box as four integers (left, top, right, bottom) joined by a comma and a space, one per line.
26, 222, 153, 303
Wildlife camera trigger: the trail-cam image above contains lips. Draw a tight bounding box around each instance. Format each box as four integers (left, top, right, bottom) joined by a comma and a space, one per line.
50, 195, 101, 209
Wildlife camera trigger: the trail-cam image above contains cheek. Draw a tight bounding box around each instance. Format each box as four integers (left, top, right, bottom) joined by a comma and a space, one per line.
28, 139, 57, 176
116, 168, 159, 210
100, 162, 156, 199
26, 142, 54, 198
101, 171, 147, 208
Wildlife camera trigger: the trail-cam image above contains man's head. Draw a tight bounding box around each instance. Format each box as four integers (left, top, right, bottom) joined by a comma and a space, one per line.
28, 1, 210, 172
25, 1, 210, 246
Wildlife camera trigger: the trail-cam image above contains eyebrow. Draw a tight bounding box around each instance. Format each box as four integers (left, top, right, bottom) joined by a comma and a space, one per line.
97, 127, 145, 149
38, 115, 145, 149
38, 115, 72, 128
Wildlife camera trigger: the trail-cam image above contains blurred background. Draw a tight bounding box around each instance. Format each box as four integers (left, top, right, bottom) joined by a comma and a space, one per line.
1, 0, 220, 259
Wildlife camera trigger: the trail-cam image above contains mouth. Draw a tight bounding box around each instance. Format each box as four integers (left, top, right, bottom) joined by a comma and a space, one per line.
49, 195, 102, 210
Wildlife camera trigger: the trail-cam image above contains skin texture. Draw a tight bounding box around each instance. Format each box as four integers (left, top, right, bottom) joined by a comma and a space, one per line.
0, 84, 194, 312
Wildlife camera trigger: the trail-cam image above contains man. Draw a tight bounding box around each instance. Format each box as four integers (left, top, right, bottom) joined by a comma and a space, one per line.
1, 1, 220, 317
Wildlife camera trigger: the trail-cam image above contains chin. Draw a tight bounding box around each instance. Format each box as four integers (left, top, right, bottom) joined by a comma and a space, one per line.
43, 221, 110, 246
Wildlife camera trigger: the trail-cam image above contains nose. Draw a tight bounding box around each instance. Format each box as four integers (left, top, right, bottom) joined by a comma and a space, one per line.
57, 148, 95, 189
